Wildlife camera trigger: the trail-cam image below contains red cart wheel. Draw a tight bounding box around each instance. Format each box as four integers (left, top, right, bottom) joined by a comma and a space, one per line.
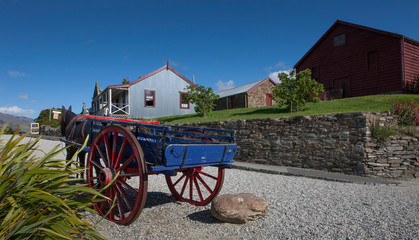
87, 125, 148, 225
165, 166, 225, 206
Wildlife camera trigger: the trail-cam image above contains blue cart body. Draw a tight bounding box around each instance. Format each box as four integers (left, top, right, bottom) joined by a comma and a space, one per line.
85, 117, 237, 173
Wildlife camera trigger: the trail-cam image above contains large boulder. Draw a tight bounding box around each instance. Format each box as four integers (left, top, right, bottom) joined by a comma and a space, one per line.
211, 193, 269, 223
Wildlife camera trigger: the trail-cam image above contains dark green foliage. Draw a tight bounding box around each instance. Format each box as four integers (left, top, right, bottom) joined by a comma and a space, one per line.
4, 127, 14, 134
272, 69, 324, 112
35, 108, 61, 128
184, 84, 219, 118
0, 126, 106, 239
122, 77, 130, 84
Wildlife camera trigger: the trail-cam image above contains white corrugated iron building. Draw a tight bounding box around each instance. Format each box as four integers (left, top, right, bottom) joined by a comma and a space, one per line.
91, 63, 196, 119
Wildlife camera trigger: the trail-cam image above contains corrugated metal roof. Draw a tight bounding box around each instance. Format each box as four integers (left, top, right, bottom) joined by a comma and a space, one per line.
216, 78, 276, 98
216, 79, 264, 98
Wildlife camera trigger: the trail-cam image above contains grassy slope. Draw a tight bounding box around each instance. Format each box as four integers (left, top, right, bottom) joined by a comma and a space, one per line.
155, 94, 419, 124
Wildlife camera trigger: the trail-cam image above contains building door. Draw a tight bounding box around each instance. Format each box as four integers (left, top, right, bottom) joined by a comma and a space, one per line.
333, 77, 350, 98
230, 96, 236, 109
266, 94, 272, 106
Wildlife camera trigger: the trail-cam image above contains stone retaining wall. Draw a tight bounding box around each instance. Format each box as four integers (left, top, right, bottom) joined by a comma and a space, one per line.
185, 112, 418, 179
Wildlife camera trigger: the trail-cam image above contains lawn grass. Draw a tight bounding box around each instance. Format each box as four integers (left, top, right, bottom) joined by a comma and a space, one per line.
155, 94, 419, 124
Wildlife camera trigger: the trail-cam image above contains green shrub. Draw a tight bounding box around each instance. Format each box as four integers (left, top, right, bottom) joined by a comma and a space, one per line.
35, 109, 61, 128
0, 125, 106, 240
370, 120, 396, 143
390, 102, 419, 126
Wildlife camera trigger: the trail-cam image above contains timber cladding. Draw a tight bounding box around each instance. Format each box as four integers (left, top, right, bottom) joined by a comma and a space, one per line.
295, 20, 419, 97
404, 39, 419, 91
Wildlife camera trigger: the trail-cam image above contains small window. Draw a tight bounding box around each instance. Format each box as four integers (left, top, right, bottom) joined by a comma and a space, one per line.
367, 51, 377, 71
144, 89, 155, 108
312, 67, 320, 81
180, 92, 190, 109
334, 34, 346, 47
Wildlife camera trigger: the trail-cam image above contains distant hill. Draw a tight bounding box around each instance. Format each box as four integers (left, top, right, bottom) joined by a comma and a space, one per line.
0, 112, 34, 133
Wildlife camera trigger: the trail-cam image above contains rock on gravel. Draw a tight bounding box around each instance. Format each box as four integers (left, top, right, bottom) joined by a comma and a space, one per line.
211, 193, 269, 224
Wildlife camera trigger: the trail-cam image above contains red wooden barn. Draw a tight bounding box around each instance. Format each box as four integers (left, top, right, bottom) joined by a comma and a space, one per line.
294, 20, 419, 98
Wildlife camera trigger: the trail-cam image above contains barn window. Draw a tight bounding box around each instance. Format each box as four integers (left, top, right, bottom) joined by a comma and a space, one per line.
312, 67, 320, 81
367, 51, 377, 71
334, 34, 346, 47
144, 89, 155, 108
180, 92, 190, 109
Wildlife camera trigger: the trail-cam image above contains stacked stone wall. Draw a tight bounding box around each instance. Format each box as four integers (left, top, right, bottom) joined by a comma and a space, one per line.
186, 112, 418, 179
247, 81, 276, 107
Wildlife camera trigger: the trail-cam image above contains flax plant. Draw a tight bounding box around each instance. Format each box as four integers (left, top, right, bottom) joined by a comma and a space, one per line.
0, 125, 106, 240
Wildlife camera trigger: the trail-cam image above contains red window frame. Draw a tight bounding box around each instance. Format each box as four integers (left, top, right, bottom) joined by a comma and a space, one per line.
144, 89, 155, 108
180, 92, 190, 109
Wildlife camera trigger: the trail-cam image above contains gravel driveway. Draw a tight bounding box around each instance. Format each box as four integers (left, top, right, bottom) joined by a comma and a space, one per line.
2, 136, 418, 239
88, 169, 418, 240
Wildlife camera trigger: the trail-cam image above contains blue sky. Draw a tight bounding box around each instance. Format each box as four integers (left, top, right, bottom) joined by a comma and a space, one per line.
1, 0, 418, 119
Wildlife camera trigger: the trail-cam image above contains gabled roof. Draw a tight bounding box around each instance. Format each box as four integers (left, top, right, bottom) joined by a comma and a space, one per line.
107, 62, 197, 89
294, 20, 418, 69
216, 77, 277, 98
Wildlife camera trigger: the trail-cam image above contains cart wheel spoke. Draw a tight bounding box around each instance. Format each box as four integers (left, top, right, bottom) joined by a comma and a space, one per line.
87, 125, 148, 225
173, 174, 186, 187
196, 173, 213, 195
116, 181, 134, 210
179, 176, 189, 198
196, 169, 218, 180
95, 146, 109, 168
117, 153, 136, 172
115, 139, 128, 169
189, 176, 194, 203
91, 159, 104, 171
103, 133, 112, 167
165, 167, 225, 206
193, 176, 204, 203
112, 131, 118, 162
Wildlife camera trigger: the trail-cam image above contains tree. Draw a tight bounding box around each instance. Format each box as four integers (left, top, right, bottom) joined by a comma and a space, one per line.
122, 77, 130, 84
184, 84, 219, 118
35, 108, 61, 128
272, 69, 324, 112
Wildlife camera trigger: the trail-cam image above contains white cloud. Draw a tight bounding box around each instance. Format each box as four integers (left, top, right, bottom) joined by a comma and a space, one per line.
266, 61, 289, 71
19, 94, 28, 100
8, 71, 26, 78
0, 106, 35, 117
269, 70, 292, 83
216, 80, 235, 91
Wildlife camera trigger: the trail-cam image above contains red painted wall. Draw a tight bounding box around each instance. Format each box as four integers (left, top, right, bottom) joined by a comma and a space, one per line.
403, 39, 419, 91
295, 23, 414, 97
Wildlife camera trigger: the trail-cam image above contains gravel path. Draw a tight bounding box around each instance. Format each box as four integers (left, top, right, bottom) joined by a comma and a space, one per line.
2, 136, 418, 239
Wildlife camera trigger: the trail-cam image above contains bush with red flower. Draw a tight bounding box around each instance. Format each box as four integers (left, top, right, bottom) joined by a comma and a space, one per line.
390, 102, 419, 126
